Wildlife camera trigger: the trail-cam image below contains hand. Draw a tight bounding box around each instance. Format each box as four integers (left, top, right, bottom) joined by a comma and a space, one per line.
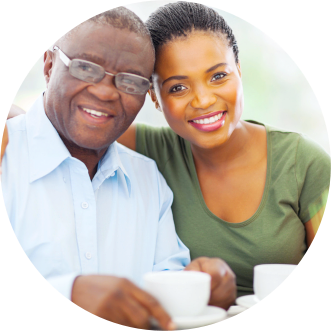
1, 125, 8, 175
71, 275, 175, 330
185, 257, 236, 310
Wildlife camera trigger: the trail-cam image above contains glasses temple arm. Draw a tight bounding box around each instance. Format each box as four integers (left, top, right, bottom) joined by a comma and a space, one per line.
53, 46, 70, 67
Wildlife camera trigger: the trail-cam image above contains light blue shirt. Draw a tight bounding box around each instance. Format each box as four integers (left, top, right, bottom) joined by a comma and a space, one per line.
2, 94, 190, 299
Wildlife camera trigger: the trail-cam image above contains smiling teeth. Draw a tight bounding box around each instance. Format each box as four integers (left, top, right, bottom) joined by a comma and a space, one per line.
82, 108, 109, 117
192, 113, 223, 124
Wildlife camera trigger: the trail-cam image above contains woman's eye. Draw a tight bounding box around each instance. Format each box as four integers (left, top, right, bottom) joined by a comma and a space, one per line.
211, 72, 227, 81
169, 85, 187, 93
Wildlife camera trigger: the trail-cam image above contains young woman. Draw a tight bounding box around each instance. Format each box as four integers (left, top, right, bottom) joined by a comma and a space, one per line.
4, 2, 330, 298
117, 2, 330, 297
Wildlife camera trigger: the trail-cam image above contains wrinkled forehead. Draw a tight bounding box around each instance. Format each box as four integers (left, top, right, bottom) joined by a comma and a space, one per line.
60, 21, 147, 54
58, 22, 154, 75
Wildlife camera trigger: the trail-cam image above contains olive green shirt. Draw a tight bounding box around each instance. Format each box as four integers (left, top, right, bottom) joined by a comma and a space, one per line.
136, 122, 330, 297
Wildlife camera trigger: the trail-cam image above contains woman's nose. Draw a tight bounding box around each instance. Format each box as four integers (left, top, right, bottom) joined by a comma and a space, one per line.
190, 85, 217, 109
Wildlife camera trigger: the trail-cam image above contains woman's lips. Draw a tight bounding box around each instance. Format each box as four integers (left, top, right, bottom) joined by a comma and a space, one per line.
188, 111, 226, 132
189, 110, 224, 121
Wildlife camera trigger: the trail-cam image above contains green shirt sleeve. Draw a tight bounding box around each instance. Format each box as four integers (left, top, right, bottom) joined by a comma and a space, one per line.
296, 135, 330, 223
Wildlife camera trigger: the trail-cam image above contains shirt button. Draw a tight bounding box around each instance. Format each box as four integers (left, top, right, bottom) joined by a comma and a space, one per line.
63, 177, 66, 183
81, 202, 89, 209
85, 252, 92, 260
110, 172, 115, 177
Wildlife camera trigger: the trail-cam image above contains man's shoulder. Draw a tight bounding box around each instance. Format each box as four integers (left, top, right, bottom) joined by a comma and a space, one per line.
6, 114, 27, 133
116, 142, 158, 167
5, 115, 28, 152
115, 142, 166, 188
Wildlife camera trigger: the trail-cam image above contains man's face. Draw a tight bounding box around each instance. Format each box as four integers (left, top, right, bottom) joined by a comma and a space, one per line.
44, 22, 154, 151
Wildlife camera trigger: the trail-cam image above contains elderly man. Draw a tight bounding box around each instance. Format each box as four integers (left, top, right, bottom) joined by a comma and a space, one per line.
1, 7, 235, 329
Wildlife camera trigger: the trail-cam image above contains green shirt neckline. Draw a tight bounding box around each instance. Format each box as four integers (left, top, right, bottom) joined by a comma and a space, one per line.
184, 121, 272, 228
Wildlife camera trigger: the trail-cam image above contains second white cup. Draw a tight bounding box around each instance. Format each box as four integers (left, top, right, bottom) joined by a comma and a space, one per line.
253, 264, 296, 301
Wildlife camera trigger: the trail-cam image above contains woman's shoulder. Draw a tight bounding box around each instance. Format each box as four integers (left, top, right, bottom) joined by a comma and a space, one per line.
135, 123, 186, 170
246, 120, 329, 159
260, 122, 330, 191
135, 123, 180, 152
266, 124, 329, 161
136, 123, 177, 142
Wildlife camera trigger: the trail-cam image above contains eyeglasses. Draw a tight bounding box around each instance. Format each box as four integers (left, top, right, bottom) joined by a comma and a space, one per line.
52, 46, 151, 95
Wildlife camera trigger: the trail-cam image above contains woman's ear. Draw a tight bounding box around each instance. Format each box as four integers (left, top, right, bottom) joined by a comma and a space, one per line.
236, 62, 242, 78
148, 89, 162, 112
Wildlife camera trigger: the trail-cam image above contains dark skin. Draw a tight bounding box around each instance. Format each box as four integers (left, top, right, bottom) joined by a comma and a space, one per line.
116, 30, 316, 240
5, 26, 322, 322
4, 26, 237, 329
151, 32, 267, 224
43, 22, 154, 179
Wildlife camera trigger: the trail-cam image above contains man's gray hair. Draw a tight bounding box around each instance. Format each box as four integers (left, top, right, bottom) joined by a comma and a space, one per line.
91, 6, 150, 37
57, 6, 153, 52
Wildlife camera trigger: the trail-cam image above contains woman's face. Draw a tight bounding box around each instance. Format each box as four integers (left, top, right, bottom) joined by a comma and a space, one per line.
152, 31, 243, 150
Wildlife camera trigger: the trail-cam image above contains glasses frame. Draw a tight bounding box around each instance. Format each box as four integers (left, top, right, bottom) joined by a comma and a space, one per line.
52, 46, 152, 95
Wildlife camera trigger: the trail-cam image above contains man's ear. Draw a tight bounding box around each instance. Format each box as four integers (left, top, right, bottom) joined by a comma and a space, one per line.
44, 50, 53, 87
148, 89, 162, 112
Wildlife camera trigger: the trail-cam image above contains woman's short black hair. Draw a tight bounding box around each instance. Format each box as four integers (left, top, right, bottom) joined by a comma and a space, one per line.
146, 1, 239, 63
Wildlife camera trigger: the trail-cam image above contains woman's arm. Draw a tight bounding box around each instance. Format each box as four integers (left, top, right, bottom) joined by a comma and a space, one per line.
0, 125, 8, 175
304, 204, 326, 247
116, 124, 137, 151
1, 104, 25, 172
0, 105, 25, 182
8, 104, 25, 119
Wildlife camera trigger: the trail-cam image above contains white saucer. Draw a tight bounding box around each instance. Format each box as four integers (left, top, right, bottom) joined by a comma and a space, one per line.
172, 306, 227, 330
235, 294, 259, 309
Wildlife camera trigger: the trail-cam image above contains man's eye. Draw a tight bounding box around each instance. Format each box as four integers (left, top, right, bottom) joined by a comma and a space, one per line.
79, 64, 93, 72
170, 85, 187, 93
211, 72, 227, 81
122, 78, 136, 85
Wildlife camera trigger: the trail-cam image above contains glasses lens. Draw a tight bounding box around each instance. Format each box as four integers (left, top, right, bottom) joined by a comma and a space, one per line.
115, 73, 150, 95
69, 60, 105, 83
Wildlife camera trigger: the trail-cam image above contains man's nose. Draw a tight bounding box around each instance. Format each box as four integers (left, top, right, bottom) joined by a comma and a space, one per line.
87, 75, 120, 101
190, 85, 217, 110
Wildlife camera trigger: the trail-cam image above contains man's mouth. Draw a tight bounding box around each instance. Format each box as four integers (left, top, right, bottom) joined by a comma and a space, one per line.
78, 106, 114, 125
81, 107, 111, 118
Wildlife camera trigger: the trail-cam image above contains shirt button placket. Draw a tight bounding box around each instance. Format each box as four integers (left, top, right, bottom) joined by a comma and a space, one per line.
81, 202, 89, 209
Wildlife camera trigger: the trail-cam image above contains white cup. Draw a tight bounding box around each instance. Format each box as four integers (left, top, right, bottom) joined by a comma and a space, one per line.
143, 271, 211, 318
253, 264, 296, 301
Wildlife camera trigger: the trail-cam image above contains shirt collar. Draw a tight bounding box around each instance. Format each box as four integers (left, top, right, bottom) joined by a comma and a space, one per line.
26, 94, 71, 183
26, 93, 131, 196
95, 142, 131, 196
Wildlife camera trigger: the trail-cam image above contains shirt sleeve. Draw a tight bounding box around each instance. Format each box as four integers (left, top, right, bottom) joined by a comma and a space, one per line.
47, 272, 81, 300
296, 135, 330, 223
152, 168, 191, 271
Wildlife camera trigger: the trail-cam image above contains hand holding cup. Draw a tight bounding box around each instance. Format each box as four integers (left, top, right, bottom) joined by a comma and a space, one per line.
185, 257, 236, 310
72, 275, 175, 330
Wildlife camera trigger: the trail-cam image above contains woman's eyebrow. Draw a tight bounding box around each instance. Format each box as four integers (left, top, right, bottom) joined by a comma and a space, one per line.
162, 75, 188, 87
161, 63, 229, 86
206, 63, 228, 73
